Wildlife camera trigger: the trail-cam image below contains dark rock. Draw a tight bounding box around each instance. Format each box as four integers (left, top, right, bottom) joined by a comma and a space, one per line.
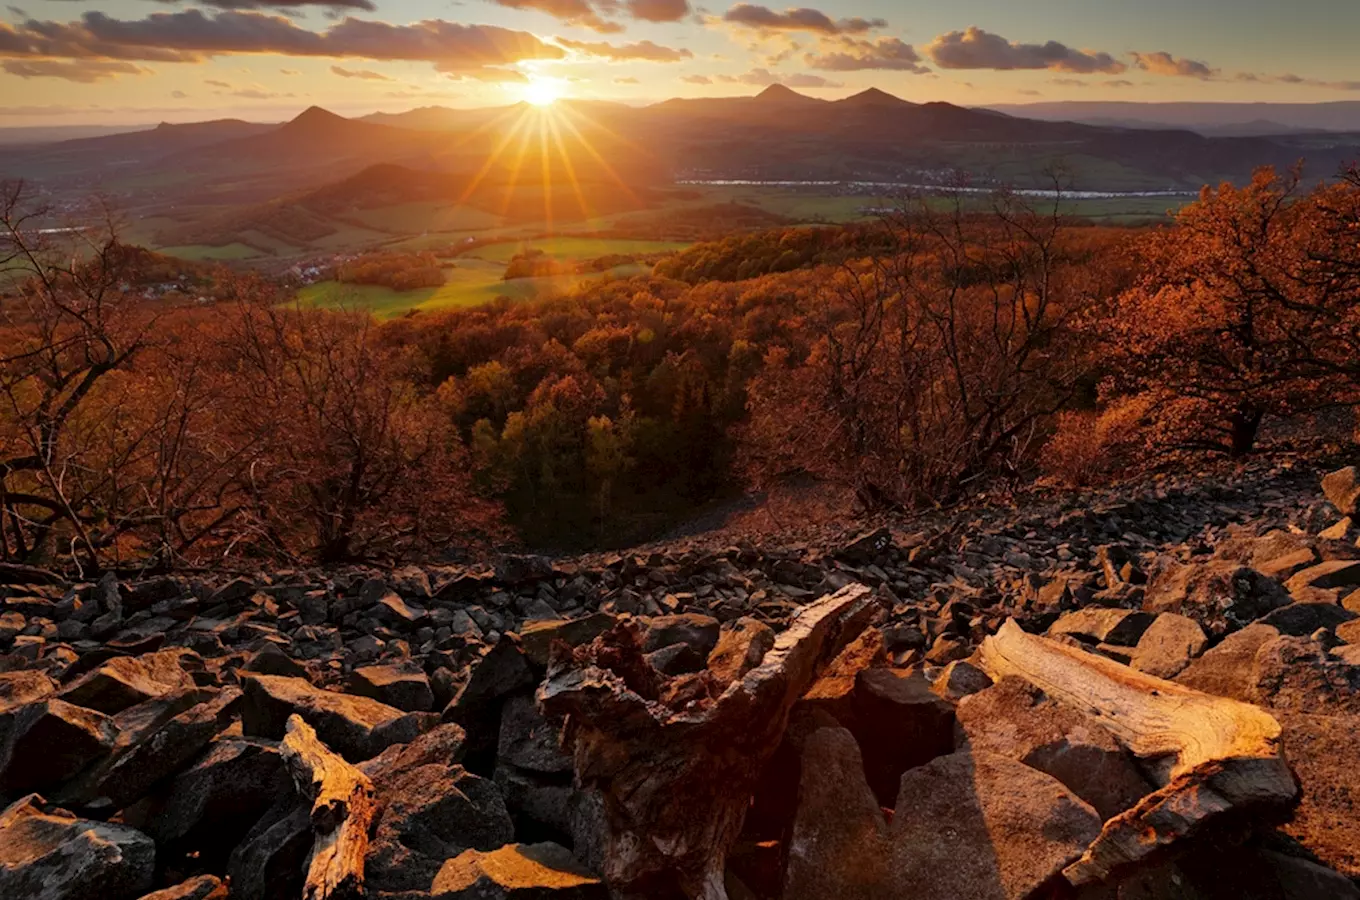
0, 699, 116, 794
639, 613, 721, 656
1129, 613, 1209, 679
840, 527, 891, 564
493, 763, 574, 838
430, 842, 606, 899
0, 670, 56, 708
520, 614, 617, 669
133, 737, 289, 863
956, 677, 1154, 819
498, 694, 570, 774
1275, 711, 1360, 879
1251, 634, 1360, 715
224, 802, 310, 900
348, 663, 434, 712
240, 643, 308, 679
1258, 602, 1357, 637
363, 760, 514, 892
1286, 561, 1360, 596
240, 672, 432, 762
0, 794, 154, 900
645, 642, 706, 676
844, 668, 956, 807
930, 659, 993, 700
1145, 561, 1291, 636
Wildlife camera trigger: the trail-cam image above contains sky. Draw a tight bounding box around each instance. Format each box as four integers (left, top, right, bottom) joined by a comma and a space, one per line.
2, 0, 1359, 126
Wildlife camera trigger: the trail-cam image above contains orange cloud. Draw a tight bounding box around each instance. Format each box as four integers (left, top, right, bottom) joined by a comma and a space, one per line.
805, 37, 929, 73
557, 38, 693, 62
927, 27, 1125, 74
721, 4, 885, 36
1130, 51, 1215, 79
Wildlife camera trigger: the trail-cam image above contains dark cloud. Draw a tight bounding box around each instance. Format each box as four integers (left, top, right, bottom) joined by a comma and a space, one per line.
1238, 71, 1360, 91
0, 10, 566, 76
805, 37, 928, 72
721, 4, 884, 36
1, 58, 148, 81
1130, 51, 1214, 78
926, 27, 1125, 74
718, 66, 841, 87
681, 73, 711, 84
330, 64, 390, 80
625, 0, 691, 22
142, 0, 377, 8
557, 37, 692, 62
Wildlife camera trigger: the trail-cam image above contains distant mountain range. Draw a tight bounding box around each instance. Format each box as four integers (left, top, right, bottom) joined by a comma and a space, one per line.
985, 101, 1360, 136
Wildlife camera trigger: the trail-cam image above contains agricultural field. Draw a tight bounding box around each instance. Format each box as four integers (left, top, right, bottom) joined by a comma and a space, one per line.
463, 236, 691, 263
297, 259, 651, 319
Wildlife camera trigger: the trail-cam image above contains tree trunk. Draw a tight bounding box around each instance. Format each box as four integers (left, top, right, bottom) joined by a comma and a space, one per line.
1229, 404, 1263, 457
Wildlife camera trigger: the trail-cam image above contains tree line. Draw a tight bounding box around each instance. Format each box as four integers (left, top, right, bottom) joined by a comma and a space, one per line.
2, 166, 1358, 571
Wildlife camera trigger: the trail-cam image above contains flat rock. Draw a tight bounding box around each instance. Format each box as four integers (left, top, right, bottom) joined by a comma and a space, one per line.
240, 672, 430, 762
1286, 561, 1360, 596
58, 649, 199, 715
705, 617, 775, 686
520, 614, 617, 669
1129, 613, 1208, 679
0, 794, 155, 900
956, 677, 1153, 819
0, 670, 55, 709
348, 663, 434, 712
431, 842, 606, 899
639, 613, 721, 656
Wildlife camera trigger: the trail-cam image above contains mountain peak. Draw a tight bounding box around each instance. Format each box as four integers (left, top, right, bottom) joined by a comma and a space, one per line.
754, 84, 813, 104
841, 88, 912, 108
287, 106, 348, 129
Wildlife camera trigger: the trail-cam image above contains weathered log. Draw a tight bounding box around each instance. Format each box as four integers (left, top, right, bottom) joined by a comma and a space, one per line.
280, 714, 376, 900
538, 583, 875, 900
978, 619, 1298, 886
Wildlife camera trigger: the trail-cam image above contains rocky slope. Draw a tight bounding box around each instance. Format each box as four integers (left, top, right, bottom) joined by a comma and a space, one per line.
1, 456, 1359, 899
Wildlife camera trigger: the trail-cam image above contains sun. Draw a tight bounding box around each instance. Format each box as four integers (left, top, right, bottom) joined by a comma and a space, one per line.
524, 78, 561, 107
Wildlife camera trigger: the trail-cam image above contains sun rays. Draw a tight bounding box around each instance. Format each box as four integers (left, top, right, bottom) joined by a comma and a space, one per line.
446, 95, 642, 228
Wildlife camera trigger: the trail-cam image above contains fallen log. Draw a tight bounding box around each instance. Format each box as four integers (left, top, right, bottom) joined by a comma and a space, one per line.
539, 583, 876, 900
279, 714, 376, 900
978, 619, 1297, 886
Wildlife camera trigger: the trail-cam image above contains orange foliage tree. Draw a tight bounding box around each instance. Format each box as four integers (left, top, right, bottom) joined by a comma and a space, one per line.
1100, 165, 1360, 457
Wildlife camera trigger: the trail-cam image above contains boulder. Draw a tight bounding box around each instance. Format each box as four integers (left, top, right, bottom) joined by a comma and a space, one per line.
956, 677, 1153, 819
1257, 602, 1357, 637
360, 722, 468, 780
1255, 547, 1319, 581
240, 672, 431, 762
224, 802, 310, 900
0, 795, 154, 900
639, 613, 721, 656
498, 693, 570, 774
135, 737, 290, 863
704, 618, 775, 686
348, 663, 434, 713
840, 668, 956, 807
430, 843, 606, 899
1275, 711, 1360, 878
1175, 623, 1281, 701
1047, 608, 1154, 647
57, 649, 199, 715
0, 700, 117, 794
0, 670, 56, 708
136, 875, 228, 900
1144, 561, 1291, 636
240, 644, 307, 679
930, 659, 993, 701
1322, 466, 1360, 516
783, 734, 1102, 900
1251, 634, 1360, 716
1128, 613, 1208, 679
519, 615, 617, 669
363, 760, 514, 892
1286, 561, 1360, 597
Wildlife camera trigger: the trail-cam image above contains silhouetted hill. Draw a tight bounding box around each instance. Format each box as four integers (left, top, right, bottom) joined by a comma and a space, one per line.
837, 88, 915, 110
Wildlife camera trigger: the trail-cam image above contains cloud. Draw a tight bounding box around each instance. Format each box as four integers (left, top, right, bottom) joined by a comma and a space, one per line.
625, 0, 691, 23
1, 58, 149, 81
804, 37, 928, 72
0, 10, 566, 77
1130, 51, 1215, 79
1237, 72, 1360, 91
556, 37, 692, 62
613, 75, 639, 84
488, 0, 623, 33
330, 64, 390, 80
205, 78, 232, 88
718, 67, 841, 88
170, 89, 187, 98
721, 4, 884, 35
279, 67, 300, 75
681, 73, 711, 84
139, 0, 377, 8
926, 27, 1125, 74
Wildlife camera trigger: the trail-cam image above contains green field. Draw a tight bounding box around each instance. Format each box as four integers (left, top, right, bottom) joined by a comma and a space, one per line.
297, 259, 650, 319
464, 237, 692, 263
158, 243, 262, 261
